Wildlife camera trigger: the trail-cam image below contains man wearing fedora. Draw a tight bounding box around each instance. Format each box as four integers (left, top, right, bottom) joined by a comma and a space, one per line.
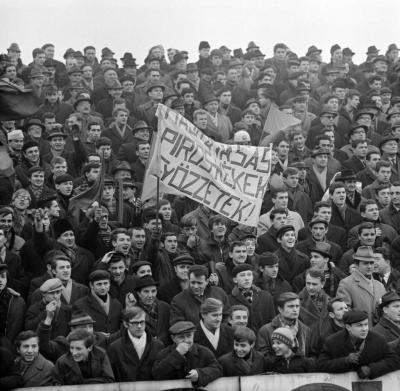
135, 81, 165, 129
116, 120, 151, 165
107, 306, 164, 382
337, 246, 386, 326
373, 291, 400, 343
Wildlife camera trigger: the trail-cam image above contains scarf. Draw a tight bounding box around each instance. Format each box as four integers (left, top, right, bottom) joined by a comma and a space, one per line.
61, 279, 72, 304
92, 292, 110, 315
239, 287, 254, 303
98, 225, 112, 246
309, 290, 324, 312
278, 315, 299, 349
58, 243, 77, 266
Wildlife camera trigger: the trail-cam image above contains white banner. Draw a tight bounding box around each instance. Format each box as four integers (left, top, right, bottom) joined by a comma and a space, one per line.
142, 104, 271, 227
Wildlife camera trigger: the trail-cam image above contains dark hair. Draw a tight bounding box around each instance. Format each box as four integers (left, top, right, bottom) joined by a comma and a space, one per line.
180, 215, 197, 227
111, 228, 129, 243
313, 200, 332, 213
233, 326, 256, 344
376, 160, 391, 172
229, 241, 246, 252
189, 265, 208, 279
276, 292, 299, 309
15, 330, 38, 349
208, 215, 226, 230
283, 167, 298, 177
67, 329, 95, 348
366, 150, 380, 160
359, 199, 377, 213
271, 187, 288, 199
374, 246, 391, 261
270, 208, 288, 221
306, 268, 325, 283
327, 297, 345, 313
122, 306, 145, 322
161, 231, 177, 242
135, 140, 150, 150
329, 181, 345, 195
351, 139, 368, 149
357, 221, 375, 235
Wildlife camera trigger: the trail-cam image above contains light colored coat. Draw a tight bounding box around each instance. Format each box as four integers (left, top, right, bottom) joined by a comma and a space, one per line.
337, 269, 386, 325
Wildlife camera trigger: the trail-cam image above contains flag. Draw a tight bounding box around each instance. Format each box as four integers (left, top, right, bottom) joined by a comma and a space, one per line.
0, 79, 40, 120
0, 146, 14, 177
259, 103, 301, 146
68, 170, 104, 226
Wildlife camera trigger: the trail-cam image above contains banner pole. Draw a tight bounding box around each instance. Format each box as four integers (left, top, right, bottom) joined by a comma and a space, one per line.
155, 175, 160, 229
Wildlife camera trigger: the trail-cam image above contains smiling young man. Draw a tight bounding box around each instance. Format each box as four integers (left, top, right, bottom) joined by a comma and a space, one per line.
14, 330, 54, 387
53, 328, 114, 385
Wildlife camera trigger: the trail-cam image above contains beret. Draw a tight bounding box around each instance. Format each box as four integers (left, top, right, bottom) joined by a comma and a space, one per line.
232, 263, 253, 276
28, 166, 44, 176
259, 253, 279, 267
134, 276, 159, 291
169, 321, 196, 335
40, 278, 62, 293
55, 174, 74, 184
89, 270, 110, 282
131, 261, 152, 274
343, 310, 368, 325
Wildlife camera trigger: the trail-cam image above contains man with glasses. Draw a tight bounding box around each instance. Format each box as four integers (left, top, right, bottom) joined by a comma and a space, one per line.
107, 306, 164, 382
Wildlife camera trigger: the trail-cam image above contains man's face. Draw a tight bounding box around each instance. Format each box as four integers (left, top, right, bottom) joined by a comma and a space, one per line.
390, 185, 400, 206
344, 179, 357, 193
382, 140, 399, 155
85, 48, 96, 61
358, 259, 375, 277
104, 70, 118, 84
102, 185, 115, 201
194, 114, 208, 130
0, 271, 7, 292
109, 260, 126, 283
163, 235, 177, 253
374, 253, 389, 275
137, 143, 150, 160
122, 80, 135, 93
273, 192, 288, 209
362, 203, 379, 221
50, 136, 66, 151
202, 309, 223, 331
70, 340, 92, 363
284, 174, 299, 189
124, 312, 146, 338
376, 166, 391, 183
359, 228, 376, 246
131, 229, 145, 249
24, 146, 40, 163
274, 48, 286, 61
353, 142, 368, 158
0, 215, 13, 234
320, 114, 336, 127
135, 128, 150, 141
357, 114, 372, 127
159, 203, 171, 220
242, 113, 255, 125
47, 200, 61, 218
219, 92, 231, 105
138, 285, 157, 307
69, 72, 82, 84
230, 310, 248, 328
53, 260, 71, 282
346, 319, 369, 340
182, 225, 197, 237
115, 111, 127, 126
331, 187, 346, 206
88, 125, 102, 141
383, 301, 400, 323
112, 233, 131, 254
311, 223, 327, 241
13, 192, 30, 211
174, 263, 191, 280
205, 100, 219, 115
148, 87, 163, 101
56, 181, 73, 196
314, 153, 328, 169
366, 153, 381, 169
234, 270, 253, 289
172, 331, 194, 349
58, 230, 75, 248
229, 245, 247, 265
279, 299, 300, 320
189, 273, 208, 296
227, 69, 238, 82
262, 263, 279, 279
43, 288, 62, 304
278, 231, 296, 250
293, 134, 305, 149
97, 145, 112, 160
145, 218, 162, 233
373, 190, 388, 208
330, 301, 348, 321
244, 238, 256, 256
305, 274, 324, 296
135, 265, 152, 278
86, 167, 100, 183
18, 337, 39, 363
234, 340, 253, 358
276, 141, 289, 159
211, 221, 227, 237
349, 95, 360, 109
310, 251, 328, 269
8, 137, 24, 151
30, 171, 45, 187
91, 279, 110, 296
34, 53, 46, 66
271, 213, 287, 229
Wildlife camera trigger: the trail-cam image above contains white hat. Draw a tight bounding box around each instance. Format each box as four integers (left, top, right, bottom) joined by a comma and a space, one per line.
7, 129, 24, 140
234, 130, 251, 142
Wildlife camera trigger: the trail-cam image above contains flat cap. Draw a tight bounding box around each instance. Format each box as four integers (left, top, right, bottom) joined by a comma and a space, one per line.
309, 241, 331, 258
40, 278, 62, 293
311, 147, 330, 157
308, 217, 329, 228
54, 174, 74, 184
172, 254, 195, 266
275, 224, 295, 239
131, 261, 152, 274
343, 310, 368, 325
169, 321, 196, 335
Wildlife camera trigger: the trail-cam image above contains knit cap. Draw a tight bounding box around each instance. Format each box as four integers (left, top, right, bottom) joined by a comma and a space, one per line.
271, 327, 294, 348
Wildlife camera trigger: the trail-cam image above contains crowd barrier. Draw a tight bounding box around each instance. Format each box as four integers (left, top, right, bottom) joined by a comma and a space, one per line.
16, 370, 400, 391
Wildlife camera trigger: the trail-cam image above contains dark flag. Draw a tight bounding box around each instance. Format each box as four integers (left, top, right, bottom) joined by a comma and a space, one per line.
0, 79, 39, 120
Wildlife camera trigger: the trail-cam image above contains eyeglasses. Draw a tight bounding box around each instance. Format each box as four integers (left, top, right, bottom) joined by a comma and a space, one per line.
127, 320, 146, 327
